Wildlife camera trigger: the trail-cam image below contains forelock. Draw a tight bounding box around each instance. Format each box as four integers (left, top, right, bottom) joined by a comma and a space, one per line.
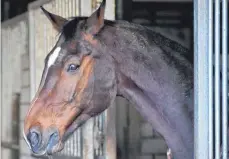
61, 17, 88, 40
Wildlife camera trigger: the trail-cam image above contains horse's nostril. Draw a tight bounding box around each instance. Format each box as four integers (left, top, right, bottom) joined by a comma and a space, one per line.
47, 131, 59, 154
27, 128, 41, 150
30, 132, 39, 147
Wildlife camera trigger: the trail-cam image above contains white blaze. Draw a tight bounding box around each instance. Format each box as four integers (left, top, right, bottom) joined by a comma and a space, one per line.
47, 47, 61, 68
39, 47, 61, 89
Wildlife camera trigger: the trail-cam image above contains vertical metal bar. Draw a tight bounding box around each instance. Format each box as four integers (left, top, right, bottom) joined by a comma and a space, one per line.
194, 0, 210, 158
69, 0, 71, 18
215, 0, 221, 158
72, 0, 74, 16
75, 130, 78, 156
95, 116, 99, 155
0, 20, 2, 159
80, 127, 83, 157
82, 119, 94, 159
75, 129, 78, 156
44, 23, 47, 56
63, 0, 66, 19
51, 1, 54, 46
29, 8, 36, 100
73, 130, 75, 156
98, 115, 101, 156
77, 0, 80, 16
208, 0, 213, 158
78, 129, 81, 156
222, 0, 228, 159
57, 0, 60, 17
62, 0, 64, 18
65, 0, 68, 18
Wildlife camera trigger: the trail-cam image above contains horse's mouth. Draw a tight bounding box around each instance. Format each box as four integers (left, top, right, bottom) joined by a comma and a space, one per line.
63, 113, 91, 142
62, 118, 82, 142
62, 110, 86, 140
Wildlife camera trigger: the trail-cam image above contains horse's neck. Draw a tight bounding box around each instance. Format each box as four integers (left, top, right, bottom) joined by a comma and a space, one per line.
116, 70, 194, 159
102, 20, 194, 125
108, 23, 194, 159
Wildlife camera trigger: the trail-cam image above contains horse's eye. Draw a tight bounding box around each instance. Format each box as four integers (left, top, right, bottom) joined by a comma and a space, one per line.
67, 64, 79, 72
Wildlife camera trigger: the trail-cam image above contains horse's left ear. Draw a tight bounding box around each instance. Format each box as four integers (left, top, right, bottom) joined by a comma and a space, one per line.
85, 0, 106, 35
40, 6, 68, 32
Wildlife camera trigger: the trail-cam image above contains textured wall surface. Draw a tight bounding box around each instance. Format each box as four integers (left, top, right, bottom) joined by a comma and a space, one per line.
1, 13, 30, 159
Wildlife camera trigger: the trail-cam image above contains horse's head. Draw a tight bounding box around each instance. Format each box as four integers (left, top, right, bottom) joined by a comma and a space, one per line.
23, 0, 117, 155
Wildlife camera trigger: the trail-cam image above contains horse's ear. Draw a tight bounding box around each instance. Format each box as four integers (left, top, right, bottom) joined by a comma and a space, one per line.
85, 0, 106, 35
40, 6, 68, 32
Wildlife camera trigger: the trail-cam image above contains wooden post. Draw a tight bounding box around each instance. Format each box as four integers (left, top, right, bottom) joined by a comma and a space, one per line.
11, 93, 20, 159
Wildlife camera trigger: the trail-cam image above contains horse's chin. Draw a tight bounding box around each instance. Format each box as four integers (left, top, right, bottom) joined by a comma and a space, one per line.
62, 123, 80, 142
31, 149, 47, 157
62, 113, 91, 141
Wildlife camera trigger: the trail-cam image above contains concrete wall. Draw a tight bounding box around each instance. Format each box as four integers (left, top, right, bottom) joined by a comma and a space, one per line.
1, 13, 31, 159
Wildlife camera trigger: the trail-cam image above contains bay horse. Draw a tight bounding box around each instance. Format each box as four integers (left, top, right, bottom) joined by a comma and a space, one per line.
23, 1, 194, 159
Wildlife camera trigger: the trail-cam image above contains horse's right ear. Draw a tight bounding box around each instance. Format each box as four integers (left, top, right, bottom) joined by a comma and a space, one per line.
40, 6, 68, 32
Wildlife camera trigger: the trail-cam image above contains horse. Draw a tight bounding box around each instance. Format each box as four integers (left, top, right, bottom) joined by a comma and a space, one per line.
23, 1, 195, 159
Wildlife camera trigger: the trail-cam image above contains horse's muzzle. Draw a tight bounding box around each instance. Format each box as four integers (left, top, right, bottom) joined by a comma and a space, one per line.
25, 126, 61, 156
